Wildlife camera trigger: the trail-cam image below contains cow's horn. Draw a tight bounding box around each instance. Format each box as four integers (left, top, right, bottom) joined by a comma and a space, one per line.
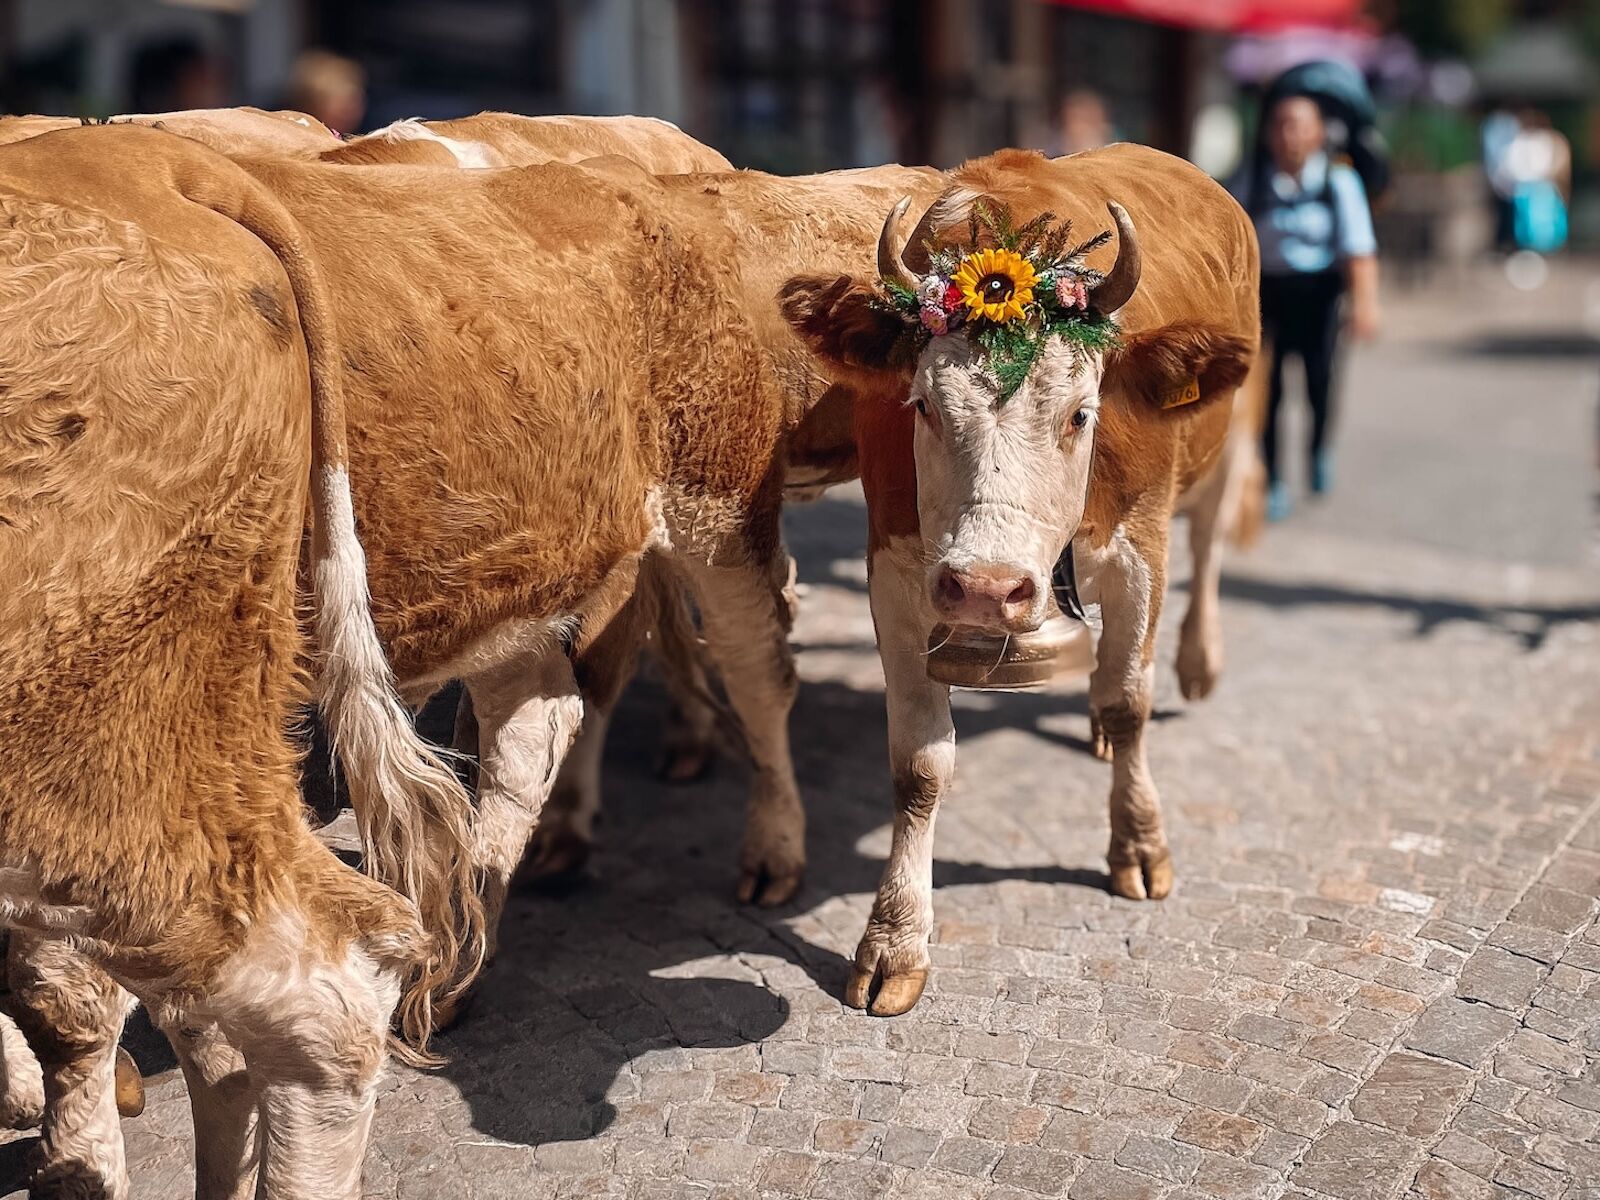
878, 196, 919, 292
1089, 201, 1141, 316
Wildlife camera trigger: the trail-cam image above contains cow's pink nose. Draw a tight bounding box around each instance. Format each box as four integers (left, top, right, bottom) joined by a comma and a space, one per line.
933, 564, 1040, 631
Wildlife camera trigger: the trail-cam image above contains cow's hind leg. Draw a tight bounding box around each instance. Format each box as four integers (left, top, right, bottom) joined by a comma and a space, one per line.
527, 572, 655, 886
679, 550, 804, 908
212, 847, 418, 1200
158, 1020, 258, 1200
650, 567, 721, 784
1085, 522, 1174, 901
7, 934, 136, 1200
0, 1010, 44, 1130
848, 548, 954, 1016
1176, 411, 1248, 700
466, 650, 584, 953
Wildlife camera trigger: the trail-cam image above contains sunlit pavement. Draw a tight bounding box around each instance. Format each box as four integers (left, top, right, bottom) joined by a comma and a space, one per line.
5, 258, 1600, 1199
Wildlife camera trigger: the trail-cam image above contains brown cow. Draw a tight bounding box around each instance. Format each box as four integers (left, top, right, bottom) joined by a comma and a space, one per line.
527, 155, 1260, 890
780, 145, 1259, 1015
0, 125, 485, 1196
0, 122, 801, 1195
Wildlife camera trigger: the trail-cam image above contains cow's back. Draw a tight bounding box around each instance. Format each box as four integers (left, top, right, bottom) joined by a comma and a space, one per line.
432, 112, 733, 173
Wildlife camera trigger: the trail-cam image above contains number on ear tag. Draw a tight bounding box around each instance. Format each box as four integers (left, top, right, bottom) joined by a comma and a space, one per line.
1161, 376, 1202, 409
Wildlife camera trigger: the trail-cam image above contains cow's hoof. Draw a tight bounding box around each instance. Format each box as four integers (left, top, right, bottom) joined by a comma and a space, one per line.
1109, 851, 1174, 902
114, 1047, 145, 1119
844, 964, 929, 1017
1176, 645, 1220, 701
1089, 715, 1114, 762
524, 824, 592, 881
736, 865, 803, 908
657, 741, 714, 784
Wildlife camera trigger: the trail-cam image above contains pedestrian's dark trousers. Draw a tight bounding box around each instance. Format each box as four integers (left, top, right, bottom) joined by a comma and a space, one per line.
1260, 270, 1345, 485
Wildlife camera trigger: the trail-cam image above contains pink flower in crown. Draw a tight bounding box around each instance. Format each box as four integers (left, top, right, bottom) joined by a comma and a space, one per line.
1055, 272, 1088, 312
920, 304, 949, 336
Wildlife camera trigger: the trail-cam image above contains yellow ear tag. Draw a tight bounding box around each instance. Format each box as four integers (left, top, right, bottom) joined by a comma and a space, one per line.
1161, 376, 1201, 409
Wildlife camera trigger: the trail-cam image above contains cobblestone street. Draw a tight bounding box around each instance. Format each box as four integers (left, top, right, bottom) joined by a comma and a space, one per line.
5, 263, 1600, 1199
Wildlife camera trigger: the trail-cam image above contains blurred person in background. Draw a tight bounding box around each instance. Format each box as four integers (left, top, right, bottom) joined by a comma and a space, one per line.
130, 36, 225, 114
285, 49, 367, 136
1482, 106, 1521, 252
1500, 108, 1571, 258
1238, 93, 1380, 522
1049, 88, 1114, 157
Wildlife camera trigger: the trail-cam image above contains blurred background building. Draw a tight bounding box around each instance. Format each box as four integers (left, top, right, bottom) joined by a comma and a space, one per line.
0, 0, 1594, 259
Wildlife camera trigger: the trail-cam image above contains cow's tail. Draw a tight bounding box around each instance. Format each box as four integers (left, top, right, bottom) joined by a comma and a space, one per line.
173, 159, 486, 1062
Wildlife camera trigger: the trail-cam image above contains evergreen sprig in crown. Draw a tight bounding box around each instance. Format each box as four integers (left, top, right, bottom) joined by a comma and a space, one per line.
881, 201, 1122, 400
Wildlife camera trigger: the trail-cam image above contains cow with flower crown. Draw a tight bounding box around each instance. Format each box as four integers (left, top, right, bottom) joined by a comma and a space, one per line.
781, 144, 1260, 1016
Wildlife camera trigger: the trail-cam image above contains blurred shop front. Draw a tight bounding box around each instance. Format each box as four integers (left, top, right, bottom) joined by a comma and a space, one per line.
0, 0, 1365, 173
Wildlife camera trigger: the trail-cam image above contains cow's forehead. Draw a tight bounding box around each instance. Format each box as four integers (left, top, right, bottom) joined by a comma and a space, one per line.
917, 336, 1097, 410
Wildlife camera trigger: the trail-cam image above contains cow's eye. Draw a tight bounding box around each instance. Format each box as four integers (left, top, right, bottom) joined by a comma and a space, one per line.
1069, 408, 1090, 430
914, 396, 929, 416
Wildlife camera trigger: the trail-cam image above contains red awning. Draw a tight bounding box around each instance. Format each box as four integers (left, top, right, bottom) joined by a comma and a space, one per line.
1047, 0, 1366, 33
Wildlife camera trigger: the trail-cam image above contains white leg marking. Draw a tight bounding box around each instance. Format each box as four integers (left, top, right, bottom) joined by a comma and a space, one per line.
208, 911, 402, 1200
467, 652, 585, 951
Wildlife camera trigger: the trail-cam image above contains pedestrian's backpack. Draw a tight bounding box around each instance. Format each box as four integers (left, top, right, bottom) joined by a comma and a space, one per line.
1513, 180, 1568, 254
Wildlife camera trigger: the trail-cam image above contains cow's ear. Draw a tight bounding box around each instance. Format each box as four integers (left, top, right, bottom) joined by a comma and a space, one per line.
1102, 320, 1255, 412
779, 274, 920, 380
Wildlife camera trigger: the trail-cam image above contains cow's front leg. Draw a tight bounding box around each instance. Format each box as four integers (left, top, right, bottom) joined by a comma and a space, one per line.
465, 651, 584, 958
849, 547, 954, 1016
7, 934, 137, 1200
679, 552, 804, 907
1085, 523, 1173, 901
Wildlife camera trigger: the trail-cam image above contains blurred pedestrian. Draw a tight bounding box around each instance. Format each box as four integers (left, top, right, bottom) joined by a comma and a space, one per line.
1502, 109, 1570, 257
1481, 106, 1521, 252
1049, 88, 1113, 157
285, 49, 367, 136
1239, 94, 1380, 521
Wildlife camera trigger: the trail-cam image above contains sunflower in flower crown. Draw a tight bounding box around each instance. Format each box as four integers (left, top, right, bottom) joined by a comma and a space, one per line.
952, 248, 1038, 324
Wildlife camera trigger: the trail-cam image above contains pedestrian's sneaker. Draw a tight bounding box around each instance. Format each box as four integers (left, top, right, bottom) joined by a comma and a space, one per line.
1267, 481, 1293, 522
1311, 449, 1335, 496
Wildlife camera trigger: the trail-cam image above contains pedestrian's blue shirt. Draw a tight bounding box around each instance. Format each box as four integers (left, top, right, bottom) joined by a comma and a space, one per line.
1242, 152, 1377, 276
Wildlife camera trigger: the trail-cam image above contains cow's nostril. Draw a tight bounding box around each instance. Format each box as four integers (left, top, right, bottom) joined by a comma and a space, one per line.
1005, 577, 1036, 608
937, 568, 966, 608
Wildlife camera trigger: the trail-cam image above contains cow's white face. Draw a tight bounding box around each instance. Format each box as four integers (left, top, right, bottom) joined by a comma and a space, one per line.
912, 335, 1102, 634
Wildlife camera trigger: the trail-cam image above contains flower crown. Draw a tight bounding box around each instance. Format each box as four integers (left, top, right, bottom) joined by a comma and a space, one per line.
879, 200, 1132, 399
